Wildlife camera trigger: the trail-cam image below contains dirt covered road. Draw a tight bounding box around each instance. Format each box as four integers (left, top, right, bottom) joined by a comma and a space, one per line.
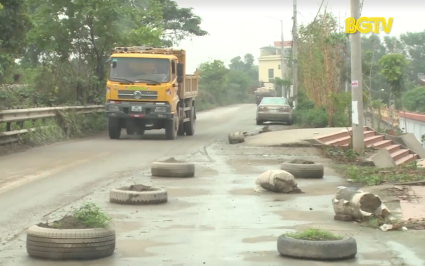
1, 104, 424, 265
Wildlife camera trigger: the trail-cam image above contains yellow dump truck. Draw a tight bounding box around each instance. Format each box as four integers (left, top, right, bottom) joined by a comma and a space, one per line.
105, 46, 198, 140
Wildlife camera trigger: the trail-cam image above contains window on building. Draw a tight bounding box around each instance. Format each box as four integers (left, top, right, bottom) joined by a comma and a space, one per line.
278, 65, 281, 70
268, 69, 274, 79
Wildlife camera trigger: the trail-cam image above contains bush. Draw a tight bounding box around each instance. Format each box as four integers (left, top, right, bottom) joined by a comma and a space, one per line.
293, 107, 328, 128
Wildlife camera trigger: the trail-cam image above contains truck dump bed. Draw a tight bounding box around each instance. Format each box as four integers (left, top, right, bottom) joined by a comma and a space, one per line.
184, 70, 198, 99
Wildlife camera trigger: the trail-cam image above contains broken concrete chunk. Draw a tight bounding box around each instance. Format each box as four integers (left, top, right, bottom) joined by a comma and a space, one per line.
255, 170, 301, 193
332, 187, 391, 220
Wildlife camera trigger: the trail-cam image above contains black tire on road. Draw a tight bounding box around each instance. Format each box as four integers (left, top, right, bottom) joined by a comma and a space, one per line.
277, 236, 357, 260
26, 225, 115, 260
151, 161, 195, 177
256, 119, 263, 125
165, 116, 178, 140
110, 186, 167, 205
177, 122, 185, 136
126, 127, 135, 135
108, 118, 121, 139
184, 106, 195, 136
136, 126, 145, 135
280, 162, 324, 178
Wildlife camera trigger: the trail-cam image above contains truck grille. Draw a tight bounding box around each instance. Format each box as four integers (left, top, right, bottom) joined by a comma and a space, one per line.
118, 90, 158, 100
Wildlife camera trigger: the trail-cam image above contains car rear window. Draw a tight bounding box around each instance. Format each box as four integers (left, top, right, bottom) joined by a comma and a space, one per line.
261, 97, 287, 105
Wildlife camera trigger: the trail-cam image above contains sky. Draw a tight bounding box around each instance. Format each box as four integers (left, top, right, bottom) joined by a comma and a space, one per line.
174, 0, 425, 73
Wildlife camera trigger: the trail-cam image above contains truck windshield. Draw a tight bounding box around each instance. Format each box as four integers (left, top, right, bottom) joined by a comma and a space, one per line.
109, 57, 170, 83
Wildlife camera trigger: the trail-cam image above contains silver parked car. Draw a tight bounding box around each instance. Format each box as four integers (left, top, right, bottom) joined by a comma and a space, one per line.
256, 97, 293, 125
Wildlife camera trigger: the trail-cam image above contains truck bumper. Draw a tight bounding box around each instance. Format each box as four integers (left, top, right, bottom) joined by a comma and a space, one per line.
105, 102, 174, 120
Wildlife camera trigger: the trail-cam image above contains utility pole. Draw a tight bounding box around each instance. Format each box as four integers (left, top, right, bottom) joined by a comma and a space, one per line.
292, 0, 298, 107
280, 20, 286, 98
350, 0, 364, 152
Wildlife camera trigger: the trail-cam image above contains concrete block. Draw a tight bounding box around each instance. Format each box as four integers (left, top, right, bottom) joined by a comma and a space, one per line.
370, 149, 396, 168
400, 133, 425, 159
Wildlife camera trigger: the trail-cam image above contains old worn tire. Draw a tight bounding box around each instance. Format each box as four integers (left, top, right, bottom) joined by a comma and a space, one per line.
110, 186, 167, 205
277, 236, 357, 260
280, 162, 324, 178
228, 132, 244, 144
151, 161, 195, 177
26, 225, 115, 260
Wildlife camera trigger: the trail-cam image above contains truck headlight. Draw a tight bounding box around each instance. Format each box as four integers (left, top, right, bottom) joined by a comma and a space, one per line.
155, 106, 166, 112
109, 105, 119, 111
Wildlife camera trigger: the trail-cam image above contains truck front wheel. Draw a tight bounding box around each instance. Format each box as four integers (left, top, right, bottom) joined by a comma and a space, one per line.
165, 116, 178, 140
108, 117, 121, 139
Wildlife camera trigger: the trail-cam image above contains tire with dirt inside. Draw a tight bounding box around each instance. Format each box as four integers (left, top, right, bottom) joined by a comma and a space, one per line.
26, 225, 115, 260
110, 185, 167, 205
151, 158, 195, 177
277, 236, 357, 260
279, 161, 324, 178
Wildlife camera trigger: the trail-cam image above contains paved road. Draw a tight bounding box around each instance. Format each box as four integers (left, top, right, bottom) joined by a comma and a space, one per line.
1, 104, 424, 266
0, 104, 277, 244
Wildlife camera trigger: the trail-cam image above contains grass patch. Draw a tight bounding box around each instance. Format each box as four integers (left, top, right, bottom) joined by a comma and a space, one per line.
283, 228, 343, 241
343, 162, 425, 186
41, 202, 112, 229
321, 146, 376, 164
362, 216, 402, 229
72, 202, 112, 228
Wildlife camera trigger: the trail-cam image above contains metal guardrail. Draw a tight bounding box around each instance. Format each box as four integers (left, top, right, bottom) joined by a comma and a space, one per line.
0, 105, 104, 143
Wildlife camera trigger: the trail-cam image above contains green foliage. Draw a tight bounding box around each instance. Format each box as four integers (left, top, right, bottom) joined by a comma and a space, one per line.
274, 77, 292, 98
155, 0, 208, 47
344, 163, 425, 186
293, 107, 328, 128
1, 0, 207, 107
0, 0, 31, 82
197, 54, 257, 110
283, 228, 343, 241
72, 202, 112, 228
379, 53, 410, 98
402, 86, 425, 112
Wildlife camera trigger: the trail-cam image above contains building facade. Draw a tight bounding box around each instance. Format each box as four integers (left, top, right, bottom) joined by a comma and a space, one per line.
258, 41, 292, 89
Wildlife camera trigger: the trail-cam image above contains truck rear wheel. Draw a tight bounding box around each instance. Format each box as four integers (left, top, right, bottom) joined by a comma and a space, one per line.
184, 106, 195, 136
165, 116, 178, 140
136, 126, 145, 135
108, 118, 121, 139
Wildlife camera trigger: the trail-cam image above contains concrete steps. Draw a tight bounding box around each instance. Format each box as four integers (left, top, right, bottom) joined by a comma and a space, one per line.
314, 127, 418, 166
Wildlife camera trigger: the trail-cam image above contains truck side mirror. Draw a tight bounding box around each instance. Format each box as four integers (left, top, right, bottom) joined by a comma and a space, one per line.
177, 63, 183, 83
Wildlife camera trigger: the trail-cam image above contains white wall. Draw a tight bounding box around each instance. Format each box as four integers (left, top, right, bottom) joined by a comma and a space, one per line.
399, 117, 425, 148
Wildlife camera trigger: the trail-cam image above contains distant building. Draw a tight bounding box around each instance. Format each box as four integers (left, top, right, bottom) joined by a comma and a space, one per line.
258, 41, 292, 89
